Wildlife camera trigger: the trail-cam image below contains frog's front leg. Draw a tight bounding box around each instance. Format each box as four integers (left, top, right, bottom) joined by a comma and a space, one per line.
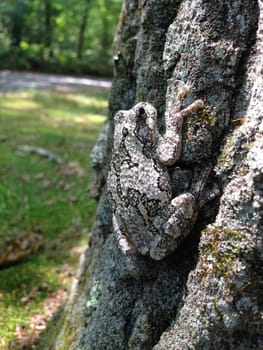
157, 85, 204, 166
112, 214, 137, 256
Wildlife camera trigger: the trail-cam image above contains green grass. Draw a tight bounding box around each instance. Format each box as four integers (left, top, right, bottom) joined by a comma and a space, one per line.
0, 87, 109, 349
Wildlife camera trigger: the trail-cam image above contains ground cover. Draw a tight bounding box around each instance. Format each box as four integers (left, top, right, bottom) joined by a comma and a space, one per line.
0, 87, 109, 349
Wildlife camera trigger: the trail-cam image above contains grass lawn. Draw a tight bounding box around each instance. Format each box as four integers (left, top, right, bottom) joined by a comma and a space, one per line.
0, 87, 109, 349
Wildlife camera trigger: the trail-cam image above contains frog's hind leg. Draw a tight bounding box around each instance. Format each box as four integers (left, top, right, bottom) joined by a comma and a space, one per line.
148, 192, 197, 260
148, 167, 220, 261
112, 214, 137, 255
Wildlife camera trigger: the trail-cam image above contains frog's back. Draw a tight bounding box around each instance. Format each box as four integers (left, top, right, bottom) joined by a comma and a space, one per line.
108, 140, 171, 235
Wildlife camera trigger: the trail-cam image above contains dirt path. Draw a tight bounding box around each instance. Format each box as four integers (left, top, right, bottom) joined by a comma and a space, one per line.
0, 70, 112, 92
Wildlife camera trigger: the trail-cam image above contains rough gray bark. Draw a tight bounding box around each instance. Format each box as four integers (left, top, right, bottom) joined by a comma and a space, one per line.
40, 1, 262, 349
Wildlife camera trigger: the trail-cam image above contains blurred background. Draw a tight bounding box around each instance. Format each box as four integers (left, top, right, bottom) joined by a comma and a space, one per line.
0, 0, 122, 77
0, 1, 122, 348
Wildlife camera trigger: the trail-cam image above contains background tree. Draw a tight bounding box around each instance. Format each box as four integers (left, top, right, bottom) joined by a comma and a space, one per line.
2, 0, 29, 49
43, 0, 53, 58
0, 0, 122, 76
40, 0, 262, 349
77, 0, 93, 60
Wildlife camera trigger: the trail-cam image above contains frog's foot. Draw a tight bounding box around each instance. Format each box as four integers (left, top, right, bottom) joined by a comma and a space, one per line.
113, 215, 137, 255
199, 184, 221, 208
180, 98, 204, 118
173, 83, 204, 115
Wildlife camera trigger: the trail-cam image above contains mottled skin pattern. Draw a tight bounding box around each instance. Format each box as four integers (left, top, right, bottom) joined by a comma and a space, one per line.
107, 86, 214, 260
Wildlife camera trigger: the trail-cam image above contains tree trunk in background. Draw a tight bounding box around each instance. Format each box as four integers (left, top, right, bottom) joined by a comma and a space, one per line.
9, 0, 27, 49
77, 0, 92, 60
40, 1, 262, 349
44, 0, 53, 58
99, 0, 111, 64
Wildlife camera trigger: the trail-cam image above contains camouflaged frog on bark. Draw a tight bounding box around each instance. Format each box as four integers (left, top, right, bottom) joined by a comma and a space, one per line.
107, 85, 218, 260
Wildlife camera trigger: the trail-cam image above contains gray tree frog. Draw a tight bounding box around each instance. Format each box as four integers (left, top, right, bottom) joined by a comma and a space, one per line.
107, 85, 218, 260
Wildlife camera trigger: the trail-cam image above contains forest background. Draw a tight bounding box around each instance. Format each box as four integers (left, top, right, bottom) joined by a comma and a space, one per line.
0, 0, 122, 77
0, 1, 122, 348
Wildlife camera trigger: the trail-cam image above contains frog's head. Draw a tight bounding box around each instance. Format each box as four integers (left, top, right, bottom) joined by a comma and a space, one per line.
132, 102, 158, 145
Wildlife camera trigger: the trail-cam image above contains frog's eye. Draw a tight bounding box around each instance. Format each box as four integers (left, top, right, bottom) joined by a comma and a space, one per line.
122, 127, 129, 137
138, 107, 146, 116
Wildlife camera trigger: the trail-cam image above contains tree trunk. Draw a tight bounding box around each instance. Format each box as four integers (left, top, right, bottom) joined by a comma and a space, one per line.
77, 0, 92, 60
9, 0, 27, 49
44, 0, 53, 58
99, 0, 110, 64
40, 1, 262, 349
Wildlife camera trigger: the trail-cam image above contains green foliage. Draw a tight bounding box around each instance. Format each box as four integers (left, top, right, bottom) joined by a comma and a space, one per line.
0, 0, 122, 76
0, 87, 109, 348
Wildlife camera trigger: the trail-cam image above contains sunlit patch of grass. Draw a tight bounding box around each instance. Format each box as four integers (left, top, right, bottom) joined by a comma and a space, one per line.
1, 98, 41, 111
0, 87, 109, 348
60, 93, 108, 108
74, 114, 106, 125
